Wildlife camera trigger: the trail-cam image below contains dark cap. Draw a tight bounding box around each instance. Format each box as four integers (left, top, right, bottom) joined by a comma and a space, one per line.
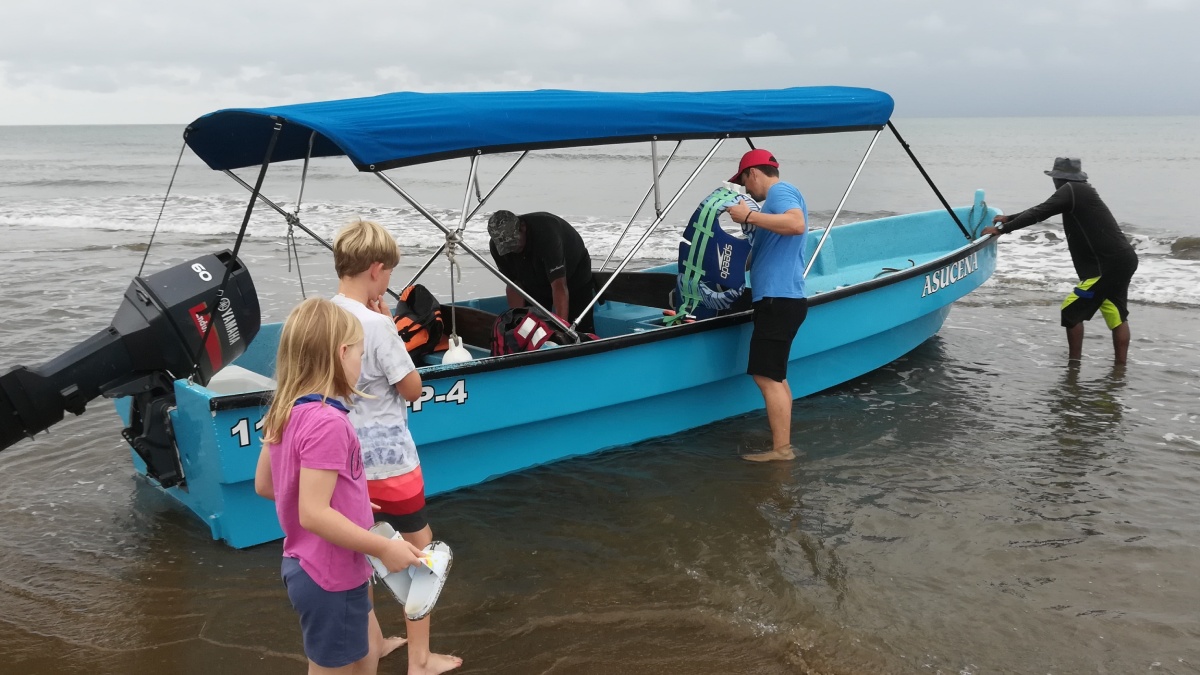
488, 210, 522, 256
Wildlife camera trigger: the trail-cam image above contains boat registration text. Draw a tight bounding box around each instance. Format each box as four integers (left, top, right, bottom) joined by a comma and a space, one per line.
921, 253, 980, 298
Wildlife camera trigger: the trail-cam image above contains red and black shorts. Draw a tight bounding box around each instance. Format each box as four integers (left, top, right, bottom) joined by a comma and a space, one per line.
747, 296, 808, 382
369, 466, 428, 534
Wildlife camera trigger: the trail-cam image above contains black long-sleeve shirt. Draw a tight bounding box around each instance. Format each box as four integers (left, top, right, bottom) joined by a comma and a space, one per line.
488, 212, 593, 308
1004, 181, 1137, 280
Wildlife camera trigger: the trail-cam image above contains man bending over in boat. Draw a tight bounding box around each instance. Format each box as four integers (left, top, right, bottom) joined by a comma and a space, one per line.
725, 149, 809, 462
487, 210, 597, 333
982, 157, 1138, 364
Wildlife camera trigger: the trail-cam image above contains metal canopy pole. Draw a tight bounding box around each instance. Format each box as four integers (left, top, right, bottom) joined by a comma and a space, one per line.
402, 243, 446, 288
295, 131, 315, 209
887, 121, 972, 241
803, 128, 882, 279
374, 171, 580, 343
650, 138, 663, 216
401, 151, 529, 291
599, 140, 681, 271
463, 151, 527, 224
443, 155, 482, 338
195, 122, 282, 373
223, 171, 334, 254
457, 155, 479, 232
573, 137, 726, 330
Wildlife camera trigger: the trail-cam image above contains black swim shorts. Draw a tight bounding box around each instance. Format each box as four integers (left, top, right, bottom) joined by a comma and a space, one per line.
1060, 262, 1137, 329
375, 508, 428, 535
747, 296, 808, 382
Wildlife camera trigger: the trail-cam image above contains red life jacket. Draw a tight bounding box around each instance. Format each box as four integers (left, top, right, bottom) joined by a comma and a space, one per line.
490, 307, 560, 356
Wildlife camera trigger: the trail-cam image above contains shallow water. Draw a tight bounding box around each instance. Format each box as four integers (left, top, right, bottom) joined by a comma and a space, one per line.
3, 119, 1200, 674
2, 230, 1199, 674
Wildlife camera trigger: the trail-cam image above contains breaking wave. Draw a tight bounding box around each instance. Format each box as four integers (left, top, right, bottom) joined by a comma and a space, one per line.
2, 197, 1197, 307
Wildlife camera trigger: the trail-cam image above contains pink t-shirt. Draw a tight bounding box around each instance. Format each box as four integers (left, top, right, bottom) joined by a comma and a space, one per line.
269, 400, 373, 591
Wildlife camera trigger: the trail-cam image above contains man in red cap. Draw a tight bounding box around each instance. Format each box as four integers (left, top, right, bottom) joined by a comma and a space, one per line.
726, 149, 809, 462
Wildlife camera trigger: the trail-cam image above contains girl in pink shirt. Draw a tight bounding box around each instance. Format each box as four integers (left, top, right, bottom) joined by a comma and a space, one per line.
255, 298, 423, 674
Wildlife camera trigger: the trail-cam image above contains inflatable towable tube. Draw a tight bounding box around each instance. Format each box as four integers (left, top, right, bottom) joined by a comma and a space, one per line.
669, 186, 758, 323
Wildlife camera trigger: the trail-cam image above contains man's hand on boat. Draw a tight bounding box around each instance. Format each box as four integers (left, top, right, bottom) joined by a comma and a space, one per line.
981, 214, 1010, 237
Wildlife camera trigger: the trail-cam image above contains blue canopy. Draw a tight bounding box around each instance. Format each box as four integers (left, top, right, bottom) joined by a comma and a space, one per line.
185, 87, 894, 172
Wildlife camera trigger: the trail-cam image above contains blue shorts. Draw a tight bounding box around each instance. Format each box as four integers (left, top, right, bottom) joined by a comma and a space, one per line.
281, 557, 371, 668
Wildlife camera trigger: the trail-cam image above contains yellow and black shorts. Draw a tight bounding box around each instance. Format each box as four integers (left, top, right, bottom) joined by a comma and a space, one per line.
1061, 270, 1135, 330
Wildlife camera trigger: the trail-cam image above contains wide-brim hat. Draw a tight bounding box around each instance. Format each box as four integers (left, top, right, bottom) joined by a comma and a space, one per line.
729, 148, 780, 185
1044, 156, 1088, 182
488, 210, 522, 256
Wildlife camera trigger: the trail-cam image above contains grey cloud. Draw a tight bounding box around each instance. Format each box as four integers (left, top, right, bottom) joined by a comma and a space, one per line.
0, 0, 1197, 124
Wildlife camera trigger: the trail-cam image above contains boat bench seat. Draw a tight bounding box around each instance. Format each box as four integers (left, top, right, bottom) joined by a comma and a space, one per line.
593, 270, 674, 309
594, 301, 667, 336
420, 305, 496, 365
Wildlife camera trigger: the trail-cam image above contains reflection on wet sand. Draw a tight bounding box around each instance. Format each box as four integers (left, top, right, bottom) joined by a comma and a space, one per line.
4, 250, 1200, 673
1014, 362, 1130, 532
1047, 362, 1129, 454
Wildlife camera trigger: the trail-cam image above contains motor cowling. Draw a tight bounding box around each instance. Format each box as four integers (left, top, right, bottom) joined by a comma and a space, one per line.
0, 250, 260, 462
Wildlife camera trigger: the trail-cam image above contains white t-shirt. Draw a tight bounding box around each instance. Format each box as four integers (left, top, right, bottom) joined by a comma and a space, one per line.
331, 294, 419, 480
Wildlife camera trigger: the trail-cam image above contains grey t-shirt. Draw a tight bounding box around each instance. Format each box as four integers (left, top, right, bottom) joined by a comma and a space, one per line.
331, 294, 419, 480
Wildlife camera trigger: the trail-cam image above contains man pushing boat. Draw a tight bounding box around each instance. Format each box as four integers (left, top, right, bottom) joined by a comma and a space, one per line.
725, 149, 810, 462
983, 157, 1138, 364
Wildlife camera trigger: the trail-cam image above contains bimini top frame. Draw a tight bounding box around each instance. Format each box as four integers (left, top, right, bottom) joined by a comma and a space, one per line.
181, 87, 971, 341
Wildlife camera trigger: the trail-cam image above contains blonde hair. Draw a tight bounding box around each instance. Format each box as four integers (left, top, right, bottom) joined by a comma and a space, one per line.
261, 298, 364, 445
334, 218, 400, 278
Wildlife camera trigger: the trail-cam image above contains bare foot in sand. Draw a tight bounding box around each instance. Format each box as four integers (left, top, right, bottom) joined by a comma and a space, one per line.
741, 445, 797, 462
381, 635, 407, 658
410, 652, 463, 675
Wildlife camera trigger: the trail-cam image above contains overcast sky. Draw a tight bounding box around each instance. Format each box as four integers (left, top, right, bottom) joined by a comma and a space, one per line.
2, 0, 1197, 125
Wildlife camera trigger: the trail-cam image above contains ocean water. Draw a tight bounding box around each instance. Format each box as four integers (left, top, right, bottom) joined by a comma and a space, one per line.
1, 118, 1199, 674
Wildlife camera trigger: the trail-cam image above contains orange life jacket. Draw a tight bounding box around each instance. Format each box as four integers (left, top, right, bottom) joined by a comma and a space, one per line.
394, 284, 449, 357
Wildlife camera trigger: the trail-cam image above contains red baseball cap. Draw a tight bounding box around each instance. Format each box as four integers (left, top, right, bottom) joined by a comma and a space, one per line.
729, 148, 780, 184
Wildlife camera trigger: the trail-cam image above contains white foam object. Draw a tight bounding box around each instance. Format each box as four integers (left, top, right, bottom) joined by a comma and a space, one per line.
203, 364, 277, 394
440, 335, 474, 364
366, 522, 453, 620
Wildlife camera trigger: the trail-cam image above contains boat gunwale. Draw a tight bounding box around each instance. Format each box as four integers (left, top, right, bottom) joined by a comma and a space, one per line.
207, 234, 994, 412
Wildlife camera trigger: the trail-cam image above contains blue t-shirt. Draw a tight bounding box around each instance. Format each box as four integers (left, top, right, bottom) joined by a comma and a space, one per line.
749, 181, 808, 301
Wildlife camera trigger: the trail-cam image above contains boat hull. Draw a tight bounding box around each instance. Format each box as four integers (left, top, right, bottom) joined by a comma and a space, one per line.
121, 205, 998, 548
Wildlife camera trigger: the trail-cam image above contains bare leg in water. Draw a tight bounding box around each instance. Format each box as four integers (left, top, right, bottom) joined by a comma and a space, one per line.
1112, 322, 1130, 364
1066, 322, 1084, 362
400, 525, 462, 675
309, 608, 401, 675
743, 375, 797, 462
1066, 321, 1131, 364
367, 591, 407, 659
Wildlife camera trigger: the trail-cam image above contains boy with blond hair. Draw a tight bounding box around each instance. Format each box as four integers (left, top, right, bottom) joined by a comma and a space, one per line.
331, 219, 462, 675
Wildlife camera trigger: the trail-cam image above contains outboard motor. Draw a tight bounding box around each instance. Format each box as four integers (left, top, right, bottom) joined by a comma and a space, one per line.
0, 250, 260, 487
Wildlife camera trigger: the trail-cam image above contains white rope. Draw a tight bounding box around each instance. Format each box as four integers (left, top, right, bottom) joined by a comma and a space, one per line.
445, 231, 462, 337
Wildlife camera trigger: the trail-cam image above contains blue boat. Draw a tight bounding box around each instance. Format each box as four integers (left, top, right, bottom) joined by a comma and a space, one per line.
0, 87, 999, 548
